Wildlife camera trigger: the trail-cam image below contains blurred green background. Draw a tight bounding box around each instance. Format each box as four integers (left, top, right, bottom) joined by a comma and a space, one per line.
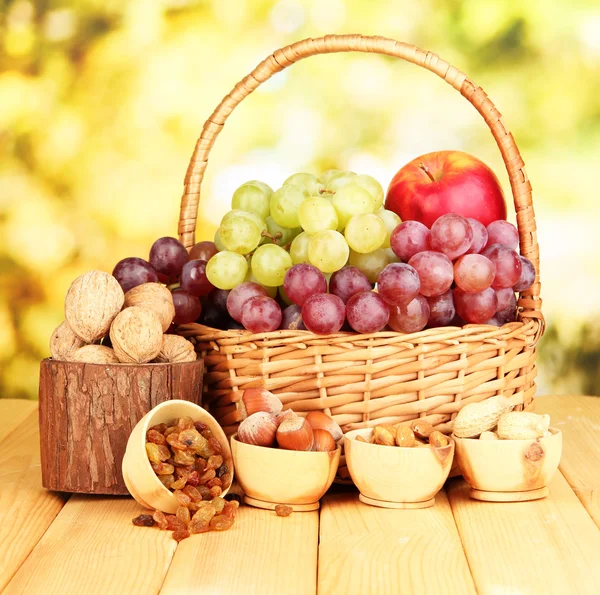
2, 0, 599, 400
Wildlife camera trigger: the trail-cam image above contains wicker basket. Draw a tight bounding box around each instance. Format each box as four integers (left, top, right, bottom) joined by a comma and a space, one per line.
176, 35, 544, 480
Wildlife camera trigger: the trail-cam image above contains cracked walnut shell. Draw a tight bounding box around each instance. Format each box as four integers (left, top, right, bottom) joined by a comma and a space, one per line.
110, 306, 163, 364
50, 321, 86, 361
124, 283, 175, 332
154, 335, 197, 363
65, 271, 125, 343
70, 345, 121, 364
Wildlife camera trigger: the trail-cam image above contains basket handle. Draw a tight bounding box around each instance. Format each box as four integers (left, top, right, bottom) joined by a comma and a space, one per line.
178, 34, 543, 329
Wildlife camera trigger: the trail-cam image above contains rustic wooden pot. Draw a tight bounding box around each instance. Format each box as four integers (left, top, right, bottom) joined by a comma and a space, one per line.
453, 428, 562, 501
230, 435, 340, 511
344, 429, 455, 509
39, 358, 203, 495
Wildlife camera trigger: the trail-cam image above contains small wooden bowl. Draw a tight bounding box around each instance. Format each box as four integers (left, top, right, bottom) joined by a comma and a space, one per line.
122, 400, 233, 514
230, 435, 340, 511
344, 429, 455, 509
453, 428, 562, 502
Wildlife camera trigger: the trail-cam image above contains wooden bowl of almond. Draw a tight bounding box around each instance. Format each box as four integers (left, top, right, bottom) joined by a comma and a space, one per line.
230, 391, 341, 512
451, 396, 562, 501
344, 421, 455, 509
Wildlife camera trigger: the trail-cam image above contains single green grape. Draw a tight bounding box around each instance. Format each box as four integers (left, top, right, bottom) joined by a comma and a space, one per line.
270, 186, 307, 228
245, 180, 274, 198
219, 214, 262, 254
344, 213, 386, 253
214, 229, 226, 252
283, 172, 323, 196
231, 182, 272, 220
354, 174, 385, 211
264, 216, 301, 246
332, 183, 376, 230
206, 251, 248, 290
290, 231, 311, 264
348, 248, 390, 283
222, 209, 267, 235
376, 208, 401, 248
245, 268, 277, 298
385, 247, 400, 264
318, 169, 342, 189
298, 197, 338, 234
328, 171, 356, 192
308, 230, 349, 273
251, 244, 293, 287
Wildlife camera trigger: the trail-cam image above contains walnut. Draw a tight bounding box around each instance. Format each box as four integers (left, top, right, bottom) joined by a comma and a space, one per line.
49, 321, 86, 361
154, 335, 197, 363
110, 306, 163, 363
70, 345, 121, 364
65, 271, 124, 343
123, 283, 175, 332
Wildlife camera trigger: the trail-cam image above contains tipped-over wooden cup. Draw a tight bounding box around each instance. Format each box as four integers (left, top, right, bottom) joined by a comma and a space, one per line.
230, 435, 340, 511
453, 428, 562, 502
344, 429, 455, 509
122, 400, 233, 514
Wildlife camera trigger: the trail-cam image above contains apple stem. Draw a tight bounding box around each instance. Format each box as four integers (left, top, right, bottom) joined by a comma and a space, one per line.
418, 163, 435, 182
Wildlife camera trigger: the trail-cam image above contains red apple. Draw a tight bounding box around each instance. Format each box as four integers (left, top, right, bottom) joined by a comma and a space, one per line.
385, 151, 507, 228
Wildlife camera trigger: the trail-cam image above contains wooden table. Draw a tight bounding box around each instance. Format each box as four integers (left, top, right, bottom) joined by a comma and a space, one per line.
1, 395, 599, 594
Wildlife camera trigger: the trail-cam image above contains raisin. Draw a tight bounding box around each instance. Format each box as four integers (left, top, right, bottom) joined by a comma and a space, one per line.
196, 443, 214, 459
177, 416, 195, 431
210, 515, 235, 531
205, 477, 222, 489
146, 429, 168, 445
172, 529, 190, 542
220, 473, 232, 489
166, 515, 185, 531
176, 505, 191, 527
206, 455, 224, 470
200, 429, 212, 440
275, 505, 293, 517
198, 485, 212, 500
174, 450, 196, 466
192, 502, 216, 524
208, 436, 222, 455
150, 423, 168, 434
159, 474, 175, 489
145, 443, 164, 464
223, 501, 240, 518
216, 464, 228, 478
165, 425, 179, 437
183, 485, 202, 502
225, 493, 242, 504
194, 458, 207, 474
151, 462, 175, 476
153, 510, 168, 530
186, 471, 200, 486
179, 428, 206, 449
132, 514, 155, 527
189, 518, 210, 534
167, 433, 187, 451
209, 486, 222, 498
188, 502, 201, 513
199, 469, 216, 485
171, 477, 187, 490
173, 489, 192, 506
194, 421, 208, 433
212, 497, 226, 514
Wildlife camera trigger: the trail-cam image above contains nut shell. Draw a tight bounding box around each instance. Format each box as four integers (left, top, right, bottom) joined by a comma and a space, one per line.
395, 426, 416, 447
154, 335, 196, 363
312, 429, 336, 452
70, 345, 121, 364
410, 419, 434, 440
373, 425, 396, 446
65, 271, 125, 343
276, 416, 314, 451
240, 388, 283, 419
49, 321, 86, 361
497, 412, 550, 440
237, 412, 278, 447
109, 306, 163, 364
124, 283, 175, 332
453, 396, 513, 438
305, 411, 343, 442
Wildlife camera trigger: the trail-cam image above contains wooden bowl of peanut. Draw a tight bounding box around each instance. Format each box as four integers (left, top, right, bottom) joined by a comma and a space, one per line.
344, 422, 455, 509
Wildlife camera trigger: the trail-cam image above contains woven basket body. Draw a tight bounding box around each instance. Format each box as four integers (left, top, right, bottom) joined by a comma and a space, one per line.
175, 35, 544, 479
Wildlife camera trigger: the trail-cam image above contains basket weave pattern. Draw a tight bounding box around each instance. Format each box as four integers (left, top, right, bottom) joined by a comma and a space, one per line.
175, 35, 543, 477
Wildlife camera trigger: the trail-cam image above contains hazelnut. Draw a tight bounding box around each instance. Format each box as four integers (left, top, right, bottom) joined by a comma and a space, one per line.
312, 429, 336, 452
239, 388, 283, 419
395, 425, 416, 447
49, 321, 85, 361
410, 419, 434, 441
275, 409, 297, 426
373, 425, 396, 446
124, 283, 175, 332
305, 411, 343, 443
109, 306, 163, 364
65, 271, 124, 343
237, 412, 278, 447
154, 335, 196, 363
70, 345, 121, 364
276, 415, 314, 451
429, 431, 450, 448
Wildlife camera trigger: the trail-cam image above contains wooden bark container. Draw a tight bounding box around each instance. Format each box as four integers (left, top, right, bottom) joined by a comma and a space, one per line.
39, 358, 204, 495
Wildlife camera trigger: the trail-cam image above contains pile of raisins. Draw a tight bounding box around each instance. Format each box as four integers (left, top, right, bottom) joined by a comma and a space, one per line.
132, 416, 238, 542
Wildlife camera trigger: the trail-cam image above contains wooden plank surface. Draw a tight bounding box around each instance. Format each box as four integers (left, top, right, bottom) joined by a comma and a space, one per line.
318, 491, 476, 595
0, 405, 68, 592
161, 505, 319, 595
0, 399, 38, 442
447, 472, 600, 595
537, 395, 600, 527
3, 496, 176, 595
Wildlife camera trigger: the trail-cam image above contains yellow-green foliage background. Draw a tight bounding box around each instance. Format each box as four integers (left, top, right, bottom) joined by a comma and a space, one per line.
2, 0, 599, 399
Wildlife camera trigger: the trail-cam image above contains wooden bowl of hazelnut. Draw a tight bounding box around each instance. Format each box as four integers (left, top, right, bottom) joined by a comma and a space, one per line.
231, 403, 342, 511
344, 422, 455, 509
